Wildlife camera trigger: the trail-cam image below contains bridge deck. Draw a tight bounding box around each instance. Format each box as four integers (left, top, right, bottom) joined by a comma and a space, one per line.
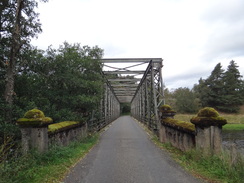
63, 116, 202, 183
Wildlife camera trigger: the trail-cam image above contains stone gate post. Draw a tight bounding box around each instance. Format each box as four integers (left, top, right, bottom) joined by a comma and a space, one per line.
158, 105, 176, 143
17, 109, 53, 154
191, 107, 227, 155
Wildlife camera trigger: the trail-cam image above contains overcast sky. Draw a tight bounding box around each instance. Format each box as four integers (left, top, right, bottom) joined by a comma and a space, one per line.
31, 0, 244, 90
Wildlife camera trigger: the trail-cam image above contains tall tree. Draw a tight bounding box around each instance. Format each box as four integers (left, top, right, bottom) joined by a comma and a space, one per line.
220, 60, 243, 112
1, 0, 47, 122
173, 87, 200, 113
14, 42, 104, 122
195, 61, 243, 113
194, 78, 210, 107
205, 63, 225, 109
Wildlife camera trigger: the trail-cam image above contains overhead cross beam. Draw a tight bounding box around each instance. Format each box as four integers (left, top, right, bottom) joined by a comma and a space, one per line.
102, 58, 163, 63
101, 58, 163, 104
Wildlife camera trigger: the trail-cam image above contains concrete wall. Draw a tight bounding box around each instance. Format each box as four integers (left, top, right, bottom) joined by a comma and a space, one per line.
159, 124, 195, 151
48, 123, 87, 146
158, 106, 227, 154
18, 121, 88, 153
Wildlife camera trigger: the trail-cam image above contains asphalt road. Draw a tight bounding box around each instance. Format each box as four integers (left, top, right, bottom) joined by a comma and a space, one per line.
63, 116, 203, 183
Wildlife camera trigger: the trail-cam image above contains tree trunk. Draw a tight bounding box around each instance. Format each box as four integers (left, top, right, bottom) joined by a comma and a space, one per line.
4, 0, 23, 123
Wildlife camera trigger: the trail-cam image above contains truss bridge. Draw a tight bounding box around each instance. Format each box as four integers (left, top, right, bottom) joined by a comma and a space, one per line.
101, 58, 164, 131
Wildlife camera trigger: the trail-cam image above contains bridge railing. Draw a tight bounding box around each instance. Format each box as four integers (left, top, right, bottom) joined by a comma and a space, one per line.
131, 60, 164, 134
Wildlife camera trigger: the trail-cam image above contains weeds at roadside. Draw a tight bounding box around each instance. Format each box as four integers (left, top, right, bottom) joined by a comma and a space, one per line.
152, 136, 244, 183
175, 113, 244, 124
0, 134, 99, 183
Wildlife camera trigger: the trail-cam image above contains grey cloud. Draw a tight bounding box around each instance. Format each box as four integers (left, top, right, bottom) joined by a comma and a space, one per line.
204, 25, 244, 60
164, 69, 211, 89
200, 0, 244, 63
201, 0, 244, 24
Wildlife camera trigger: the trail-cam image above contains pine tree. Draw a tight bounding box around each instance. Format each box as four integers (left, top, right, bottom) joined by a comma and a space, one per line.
220, 60, 243, 112
194, 78, 210, 107
205, 63, 225, 109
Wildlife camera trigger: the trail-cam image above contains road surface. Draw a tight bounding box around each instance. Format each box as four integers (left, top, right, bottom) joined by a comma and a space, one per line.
63, 116, 202, 183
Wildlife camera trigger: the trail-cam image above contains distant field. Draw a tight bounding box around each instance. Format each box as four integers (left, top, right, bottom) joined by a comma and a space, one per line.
174, 113, 244, 124
175, 105, 244, 124
222, 124, 244, 130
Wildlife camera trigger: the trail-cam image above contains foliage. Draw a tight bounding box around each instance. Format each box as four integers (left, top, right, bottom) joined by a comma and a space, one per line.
0, 134, 99, 183
13, 42, 104, 122
121, 103, 131, 115
223, 124, 244, 131
195, 61, 244, 113
163, 88, 175, 107
0, 42, 104, 164
179, 150, 244, 183
220, 60, 244, 112
204, 63, 225, 109
152, 136, 244, 183
172, 87, 200, 113
1, 0, 48, 123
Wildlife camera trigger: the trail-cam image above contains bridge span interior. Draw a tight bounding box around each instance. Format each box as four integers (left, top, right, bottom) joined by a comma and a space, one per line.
101, 58, 164, 131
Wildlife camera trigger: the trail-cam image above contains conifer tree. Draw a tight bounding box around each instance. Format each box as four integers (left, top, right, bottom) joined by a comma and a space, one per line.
205, 63, 225, 109
219, 60, 243, 112
195, 61, 243, 113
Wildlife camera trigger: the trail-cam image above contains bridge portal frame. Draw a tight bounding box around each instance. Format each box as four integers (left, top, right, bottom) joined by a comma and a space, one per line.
101, 58, 164, 134
130, 60, 164, 133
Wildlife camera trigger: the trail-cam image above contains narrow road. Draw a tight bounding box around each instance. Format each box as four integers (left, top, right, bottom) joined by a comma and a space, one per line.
63, 116, 202, 183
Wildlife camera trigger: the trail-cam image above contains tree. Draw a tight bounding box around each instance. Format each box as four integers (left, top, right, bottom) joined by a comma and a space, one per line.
14, 42, 104, 122
1, 0, 47, 122
164, 88, 175, 107
205, 63, 225, 109
173, 87, 200, 113
220, 60, 243, 112
194, 78, 210, 108
195, 61, 244, 113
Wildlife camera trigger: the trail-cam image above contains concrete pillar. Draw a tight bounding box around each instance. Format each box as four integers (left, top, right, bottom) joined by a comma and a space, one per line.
158, 105, 176, 144
159, 124, 166, 143
17, 109, 53, 154
191, 107, 227, 155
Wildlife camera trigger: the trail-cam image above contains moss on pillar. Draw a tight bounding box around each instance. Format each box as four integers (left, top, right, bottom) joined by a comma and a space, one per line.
190, 107, 227, 128
17, 109, 53, 127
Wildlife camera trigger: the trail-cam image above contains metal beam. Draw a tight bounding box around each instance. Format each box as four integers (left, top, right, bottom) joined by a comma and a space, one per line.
104, 71, 145, 75
111, 84, 138, 87
114, 91, 135, 94
101, 58, 163, 63
116, 94, 135, 96
108, 78, 141, 82
113, 88, 137, 91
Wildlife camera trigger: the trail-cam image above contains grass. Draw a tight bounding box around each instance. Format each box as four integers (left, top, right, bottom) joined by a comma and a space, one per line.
175, 113, 244, 124
223, 124, 244, 131
175, 113, 244, 131
136, 120, 244, 183
0, 134, 99, 183
151, 136, 244, 183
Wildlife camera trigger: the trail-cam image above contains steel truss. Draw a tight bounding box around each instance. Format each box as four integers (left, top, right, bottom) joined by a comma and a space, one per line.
131, 60, 164, 133
88, 73, 120, 132
97, 58, 164, 134
102, 79, 121, 124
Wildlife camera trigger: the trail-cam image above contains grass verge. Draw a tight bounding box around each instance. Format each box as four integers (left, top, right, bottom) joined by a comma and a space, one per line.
0, 134, 99, 183
175, 113, 244, 124
151, 136, 244, 183
223, 124, 244, 131
136, 120, 244, 183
